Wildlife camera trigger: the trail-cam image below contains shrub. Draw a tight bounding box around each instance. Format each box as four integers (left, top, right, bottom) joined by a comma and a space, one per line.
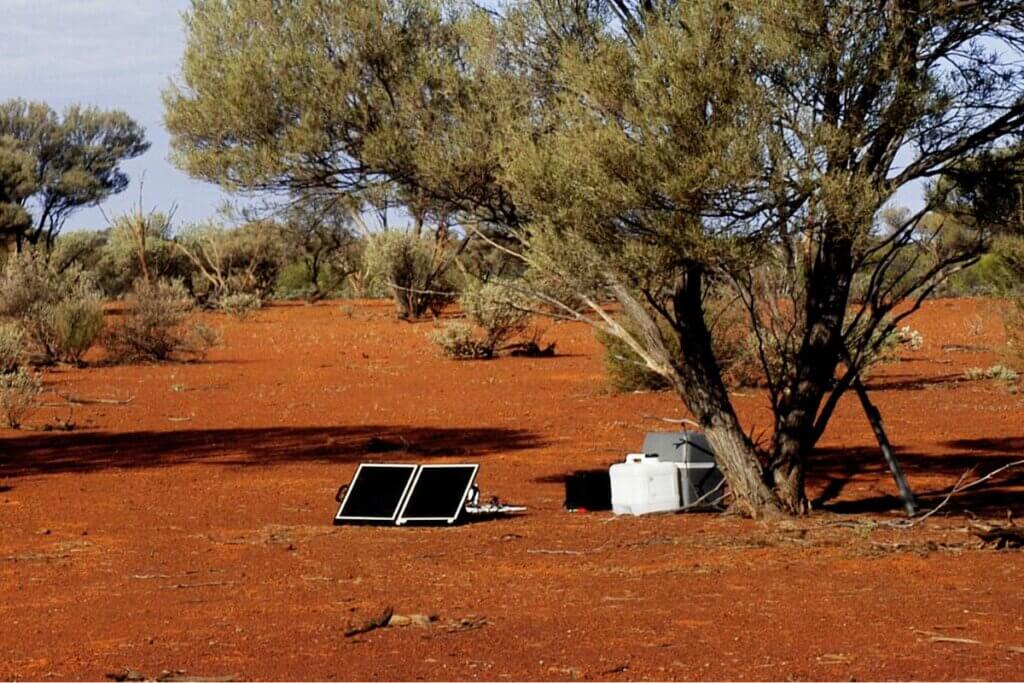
218, 292, 262, 318
596, 326, 675, 391
965, 364, 1019, 383
176, 221, 286, 305
431, 281, 541, 360
0, 322, 27, 374
0, 252, 105, 364
1002, 297, 1024, 373
363, 231, 458, 319
45, 290, 106, 365
0, 367, 42, 429
867, 324, 924, 365
105, 279, 214, 362
92, 211, 192, 298
596, 298, 757, 392
188, 323, 220, 361
431, 322, 493, 359
460, 280, 531, 350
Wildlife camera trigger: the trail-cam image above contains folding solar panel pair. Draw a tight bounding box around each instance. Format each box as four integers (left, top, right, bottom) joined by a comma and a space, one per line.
334, 463, 479, 526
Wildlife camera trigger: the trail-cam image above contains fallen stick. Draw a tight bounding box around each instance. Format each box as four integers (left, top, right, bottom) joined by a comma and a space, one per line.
892, 459, 1024, 528
344, 607, 393, 638
58, 393, 135, 406
527, 541, 612, 556
968, 522, 1024, 549
930, 636, 982, 645
160, 581, 238, 590
640, 414, 700, 428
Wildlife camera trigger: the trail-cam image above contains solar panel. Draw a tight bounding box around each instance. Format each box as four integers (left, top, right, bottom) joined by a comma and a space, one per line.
397, 464, 479, 525
334, 463, 418, 524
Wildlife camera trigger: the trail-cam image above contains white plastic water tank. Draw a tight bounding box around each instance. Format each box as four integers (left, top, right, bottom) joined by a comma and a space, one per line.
610, 453, 682, 516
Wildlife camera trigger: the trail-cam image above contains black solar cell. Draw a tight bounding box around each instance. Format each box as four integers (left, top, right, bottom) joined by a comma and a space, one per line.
335, 464, 417, 523
397, 465, 478, 524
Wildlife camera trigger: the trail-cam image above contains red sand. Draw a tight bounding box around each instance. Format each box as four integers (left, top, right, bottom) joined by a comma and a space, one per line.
1, 298, 1022, 680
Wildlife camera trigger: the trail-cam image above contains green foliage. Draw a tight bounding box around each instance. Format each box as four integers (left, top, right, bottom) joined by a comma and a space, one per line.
218, 292, 261, 318
363, 230, 457, 319
597, 298, 759, 392
597, 325, 674, 392
0, 367, 42, 429
0, 99, 149, 248
99, 210, 191, 297
0, 251, 105, 364
176, 221, 286, 304
49, 230, 107, 277
431, 280, 534, 359
0, 136, 37, 247
0, 322, 27, 374
274, 261, 314, 299
965, 364, 1019, 383
459, 280, 530, 350
431, 322, 493, 360
45, 293, 106, 365
277, 196, 361, 300
938, 236, 1024, 296
104, 279, 213, 362
1002, 297, 1024, 375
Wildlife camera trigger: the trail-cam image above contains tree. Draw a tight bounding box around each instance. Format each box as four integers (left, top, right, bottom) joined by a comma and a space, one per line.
0, 136, 37, 249
167, 0, 1024, 517
280, 196, 359, 301
0, 99, 150, 250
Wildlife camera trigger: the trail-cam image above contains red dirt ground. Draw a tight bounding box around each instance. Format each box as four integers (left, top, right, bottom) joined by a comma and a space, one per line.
1, 298, 1023, 681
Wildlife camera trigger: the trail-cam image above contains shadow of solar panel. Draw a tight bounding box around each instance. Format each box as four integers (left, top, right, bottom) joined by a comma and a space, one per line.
335, 464, 417, 525
397, 464, 479, 525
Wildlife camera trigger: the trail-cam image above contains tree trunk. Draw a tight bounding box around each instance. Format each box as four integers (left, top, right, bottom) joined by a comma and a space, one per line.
669, 265, 783, 518
768, 428, 809, 514
766, 230, 856, 514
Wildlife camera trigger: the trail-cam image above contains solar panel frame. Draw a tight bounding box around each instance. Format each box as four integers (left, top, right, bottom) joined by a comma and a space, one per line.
396, 464, 479, 525
334, 463, 419, 525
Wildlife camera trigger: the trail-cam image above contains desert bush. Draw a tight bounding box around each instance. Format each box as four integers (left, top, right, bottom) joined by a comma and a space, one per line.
274, 261, 316, 299
0, 322, 27, 374
0, 367, 42, 429
105, 279, 215, 362
49, 230, 107, 275
965, 364, 1019, 383
431, 281, 542, 360
218, 291, 262, 318
460, 280, 531, 350
189, 323, 220, 361
597, 326, 676, 391
176, 221, 286, 305
93, 211, 193, 298
865, 324, 924, 366
0, 252, 106, 364
939, 235, 1024, 296
1001, 297, 1024, 372
45, 292, 106, 365
431, 322, 493, 359
363, 231, 458, 319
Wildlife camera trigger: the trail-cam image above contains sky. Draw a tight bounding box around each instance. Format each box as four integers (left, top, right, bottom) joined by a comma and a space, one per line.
0, 0, 229, 232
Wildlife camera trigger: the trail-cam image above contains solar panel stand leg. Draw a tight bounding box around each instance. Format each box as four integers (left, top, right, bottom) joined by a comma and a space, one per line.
852, 374, 919, 517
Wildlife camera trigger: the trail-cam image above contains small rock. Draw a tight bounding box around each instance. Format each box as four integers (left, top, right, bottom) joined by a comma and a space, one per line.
38, 529, 51, 536
389, 613, 437, 629
389, 614, 412, 628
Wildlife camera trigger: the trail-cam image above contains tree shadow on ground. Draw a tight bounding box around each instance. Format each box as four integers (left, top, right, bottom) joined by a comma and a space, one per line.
0, 425, 545, 479
861, 372, 965, 392
810, 438, 1024, 516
